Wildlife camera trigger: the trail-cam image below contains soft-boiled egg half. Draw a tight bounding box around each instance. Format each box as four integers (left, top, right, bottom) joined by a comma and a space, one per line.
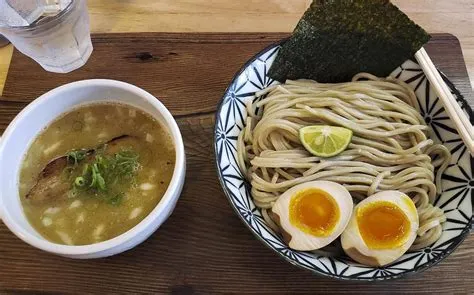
271, 181, 353, 251
341, 191, 419, 266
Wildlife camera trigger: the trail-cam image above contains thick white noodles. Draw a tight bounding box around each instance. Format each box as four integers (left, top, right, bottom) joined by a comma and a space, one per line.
237, 73, 451, 251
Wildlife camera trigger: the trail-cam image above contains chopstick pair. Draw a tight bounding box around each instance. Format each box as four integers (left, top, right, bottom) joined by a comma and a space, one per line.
415, 48, 474, 156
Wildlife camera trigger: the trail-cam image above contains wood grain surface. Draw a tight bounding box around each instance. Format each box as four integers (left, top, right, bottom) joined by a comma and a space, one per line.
85, 0, 474, 86
0, 0, 473, 93
0, 33, 473, 294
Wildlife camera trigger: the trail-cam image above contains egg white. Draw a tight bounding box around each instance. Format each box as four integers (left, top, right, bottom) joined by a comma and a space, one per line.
271, 181, 353, 251
341, 190, 419, 266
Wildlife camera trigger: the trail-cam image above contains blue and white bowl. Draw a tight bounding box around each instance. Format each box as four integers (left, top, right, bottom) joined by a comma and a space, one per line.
214, 42, 473, 280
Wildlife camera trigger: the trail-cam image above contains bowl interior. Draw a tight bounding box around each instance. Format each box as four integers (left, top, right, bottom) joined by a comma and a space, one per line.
214, 44, 473, 280
0, 79, 181, 249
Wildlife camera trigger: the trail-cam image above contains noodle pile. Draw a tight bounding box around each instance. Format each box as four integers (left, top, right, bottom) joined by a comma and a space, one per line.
237, 73, 451, 250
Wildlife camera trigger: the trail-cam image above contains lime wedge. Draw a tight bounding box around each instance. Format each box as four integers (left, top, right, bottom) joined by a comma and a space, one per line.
299, 125, 353, 157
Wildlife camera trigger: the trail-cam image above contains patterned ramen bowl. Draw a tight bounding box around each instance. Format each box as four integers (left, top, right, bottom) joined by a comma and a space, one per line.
214, 42, 473, 280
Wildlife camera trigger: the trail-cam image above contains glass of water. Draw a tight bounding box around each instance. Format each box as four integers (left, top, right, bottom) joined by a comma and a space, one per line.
0, 0, 92, 73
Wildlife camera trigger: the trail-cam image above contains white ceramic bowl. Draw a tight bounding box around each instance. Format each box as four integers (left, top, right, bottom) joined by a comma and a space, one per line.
0, 79, 186, 258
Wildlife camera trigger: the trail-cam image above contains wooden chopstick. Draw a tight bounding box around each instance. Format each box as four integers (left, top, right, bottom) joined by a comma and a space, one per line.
417, 49, 474, 138
415, 48, 474, 156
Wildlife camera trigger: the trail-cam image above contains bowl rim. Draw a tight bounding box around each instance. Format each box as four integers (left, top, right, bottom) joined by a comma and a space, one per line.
213, 39, 474, 281
0, 79, 186, 256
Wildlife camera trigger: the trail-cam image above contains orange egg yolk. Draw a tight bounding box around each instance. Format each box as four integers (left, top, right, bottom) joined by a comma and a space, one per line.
289, 188, 340, 237
357, 201, 410, 249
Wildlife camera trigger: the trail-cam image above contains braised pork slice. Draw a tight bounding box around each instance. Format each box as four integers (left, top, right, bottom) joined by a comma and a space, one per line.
26, 135, 139, 204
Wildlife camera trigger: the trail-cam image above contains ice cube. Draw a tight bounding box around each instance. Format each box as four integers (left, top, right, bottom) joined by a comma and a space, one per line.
0, 0, 71, 27
2, 0, 46, 26
0, 1, 31, 27
43, 0, 72, 16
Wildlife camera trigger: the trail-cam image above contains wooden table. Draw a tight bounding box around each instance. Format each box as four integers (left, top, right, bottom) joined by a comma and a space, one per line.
0, 0, 473, 94
0, 31, 473, 295
0, 2, 473, 294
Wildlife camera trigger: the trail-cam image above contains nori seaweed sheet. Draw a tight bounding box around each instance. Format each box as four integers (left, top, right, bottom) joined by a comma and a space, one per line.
268, 0, 431, 83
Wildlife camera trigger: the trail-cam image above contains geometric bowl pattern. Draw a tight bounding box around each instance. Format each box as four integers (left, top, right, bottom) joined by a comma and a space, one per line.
214, 42, 473, 280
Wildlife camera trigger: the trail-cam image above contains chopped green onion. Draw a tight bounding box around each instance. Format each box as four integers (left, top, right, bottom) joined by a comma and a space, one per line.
66, 150, 87, 165
95, 171, 106, 191
75, 176, 85, 187
66, 148, 139, 205
89, 164, 106, 191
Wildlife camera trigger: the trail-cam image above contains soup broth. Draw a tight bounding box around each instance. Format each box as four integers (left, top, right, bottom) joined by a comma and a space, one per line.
19, 103, 175, 245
